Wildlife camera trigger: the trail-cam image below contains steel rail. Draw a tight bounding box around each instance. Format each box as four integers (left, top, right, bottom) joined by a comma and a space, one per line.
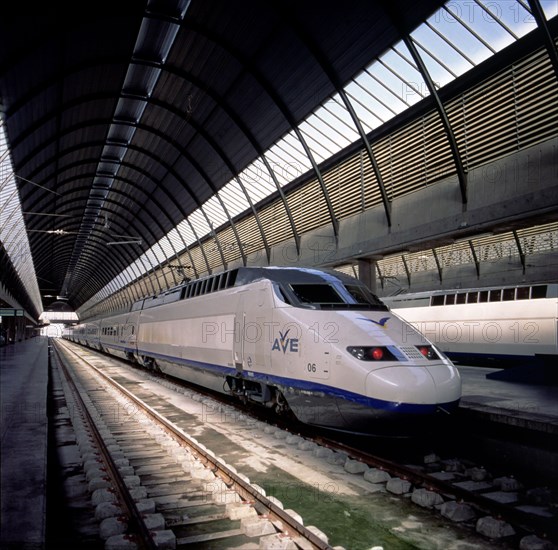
55, 339, 333, 550
51, 340, 158, 550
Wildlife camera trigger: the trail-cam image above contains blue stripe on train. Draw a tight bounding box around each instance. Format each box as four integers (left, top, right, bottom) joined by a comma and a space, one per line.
102, 344, 459, 415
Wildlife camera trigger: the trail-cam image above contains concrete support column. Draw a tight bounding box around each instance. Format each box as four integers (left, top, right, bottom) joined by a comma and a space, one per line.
358, 259, 377, 294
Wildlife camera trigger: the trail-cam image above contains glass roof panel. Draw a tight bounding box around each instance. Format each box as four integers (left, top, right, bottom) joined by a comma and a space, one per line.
542, 0, 558, 18
427, 4, 495, 66
203, 195, 228, 229
151, 243, 169, 264
265, 130, 312, 180
189, 209, 211, 239
344, 84, 385, 132
298, 119, 337, 162
319, 95, 360, 142
476, 0, 535, 40
0, 118, 43, 314
176, 218, 196, 246
159, 236, 176, 258
367, 58, 427, 110
219, 180, 250, 217
239, 159, 277, 203
410, 27, 462, 86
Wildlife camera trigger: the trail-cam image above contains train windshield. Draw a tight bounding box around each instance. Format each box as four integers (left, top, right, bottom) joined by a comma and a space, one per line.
288, 283, 387, 310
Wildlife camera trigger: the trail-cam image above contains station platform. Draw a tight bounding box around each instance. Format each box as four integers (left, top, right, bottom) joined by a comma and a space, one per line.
457, 365, 558, 435
1, 336, 49, 549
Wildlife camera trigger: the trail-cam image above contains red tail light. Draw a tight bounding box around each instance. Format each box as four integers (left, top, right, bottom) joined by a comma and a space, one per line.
415, 345, 440, 360
347, 346, 398, 362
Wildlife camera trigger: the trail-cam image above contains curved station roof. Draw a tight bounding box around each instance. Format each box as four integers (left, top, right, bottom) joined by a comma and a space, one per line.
1, 0, 557, 320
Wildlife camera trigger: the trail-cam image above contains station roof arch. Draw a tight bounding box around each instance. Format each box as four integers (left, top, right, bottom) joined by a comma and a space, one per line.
1, 0, 557, 319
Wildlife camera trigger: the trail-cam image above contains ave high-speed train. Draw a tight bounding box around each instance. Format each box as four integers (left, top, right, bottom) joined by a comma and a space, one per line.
383, 284, 558, 369
66, 267, 462, 432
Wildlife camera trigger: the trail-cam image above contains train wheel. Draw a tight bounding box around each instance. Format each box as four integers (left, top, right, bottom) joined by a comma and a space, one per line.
274, 390, 293, 417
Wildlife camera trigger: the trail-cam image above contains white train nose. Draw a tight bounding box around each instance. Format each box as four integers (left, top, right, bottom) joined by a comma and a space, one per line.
365, 365, 458, 404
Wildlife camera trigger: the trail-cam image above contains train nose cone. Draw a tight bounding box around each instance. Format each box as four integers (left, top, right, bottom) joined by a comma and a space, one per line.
425, 365, 462, 403
366, 364, 462, 405
366, 366, 438, 404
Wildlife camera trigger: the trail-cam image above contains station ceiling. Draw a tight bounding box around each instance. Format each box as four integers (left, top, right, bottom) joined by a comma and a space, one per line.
0, 0, 557, 320
0, 0, 447, 316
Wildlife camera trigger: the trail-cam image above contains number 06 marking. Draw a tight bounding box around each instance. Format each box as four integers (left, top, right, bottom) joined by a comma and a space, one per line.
307, 363, 316, 372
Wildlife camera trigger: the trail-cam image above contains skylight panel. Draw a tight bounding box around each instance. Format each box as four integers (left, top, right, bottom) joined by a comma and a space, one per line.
176, 218, 196, 246
267, 130, 312, 176
542, 0, 558, 18
364, 61, 422, 114
189, 209, 211, 239
410, 26, 463, 87
167, 228, 183, 250
430, 4, 495, 66
240, 159, 276, 203
298, 120, 337, 162
219, 180, 250, 217
344, 82, 385, 132
380, 45, 428, 102
159, 236, 176, 258
203, 195, 228, 229
0, 119, 42, 314
319, 95, 360, 142
477, 0, 536, 39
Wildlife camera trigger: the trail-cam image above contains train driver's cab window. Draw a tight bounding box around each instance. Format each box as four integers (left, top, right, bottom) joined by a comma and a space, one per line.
344, 285, 385, 307
290, 284, 344, 306
489, 289, 502, 302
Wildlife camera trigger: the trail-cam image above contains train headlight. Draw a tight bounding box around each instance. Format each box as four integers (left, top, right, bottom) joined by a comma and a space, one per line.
347, 346, 398, 361
416, 345, 440, 360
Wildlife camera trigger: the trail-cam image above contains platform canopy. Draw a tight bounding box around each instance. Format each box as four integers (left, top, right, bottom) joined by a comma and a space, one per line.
1, 0, 557, 319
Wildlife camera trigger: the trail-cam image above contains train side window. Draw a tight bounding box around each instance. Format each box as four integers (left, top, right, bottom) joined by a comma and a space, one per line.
479, 290, 489, 302
467, 292, 478, 303
516, 287, 530, 300
456, 293, 466, 304
489, 289, 501, 302
431, 295, 444, 306
531, 285, 547, 299
226, 269, 238, 288
445, 294, 455, 305
503, 288, 515, 301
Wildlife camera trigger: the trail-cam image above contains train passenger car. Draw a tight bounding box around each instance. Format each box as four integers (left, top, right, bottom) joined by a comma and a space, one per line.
67, 267, 462, 432
383, 284, 558, 367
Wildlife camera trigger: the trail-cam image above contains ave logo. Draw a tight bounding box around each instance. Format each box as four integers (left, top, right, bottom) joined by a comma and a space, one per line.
272, 329, 299, 353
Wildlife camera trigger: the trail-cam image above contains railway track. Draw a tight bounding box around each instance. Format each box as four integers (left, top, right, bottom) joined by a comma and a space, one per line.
54, 339, 558, 549
51, 339, 334, 549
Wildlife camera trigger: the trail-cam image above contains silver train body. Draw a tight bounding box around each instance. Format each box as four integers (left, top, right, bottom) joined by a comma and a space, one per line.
383, 284, 558, 367
66, 267, 461, 432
